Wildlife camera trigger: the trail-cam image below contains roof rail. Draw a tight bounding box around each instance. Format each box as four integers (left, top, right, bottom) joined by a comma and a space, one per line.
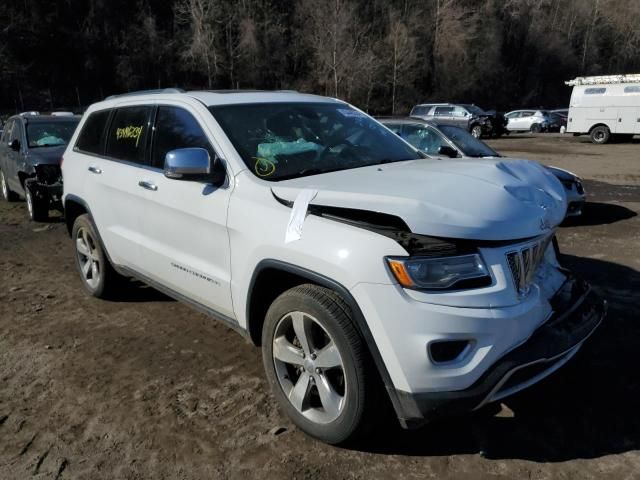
565, 74, 640, 86
105, 88, 185, 100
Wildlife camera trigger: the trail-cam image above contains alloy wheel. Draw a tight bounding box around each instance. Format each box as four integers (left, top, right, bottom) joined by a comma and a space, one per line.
1, 172, 7, 200
75, 227, 101, 289
26, 189, 33, 219
272, 311, 346, 424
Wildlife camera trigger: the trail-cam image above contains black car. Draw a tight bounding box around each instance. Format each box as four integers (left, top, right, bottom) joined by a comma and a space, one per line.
378, 117, 586, 217
0, 113, 80, 220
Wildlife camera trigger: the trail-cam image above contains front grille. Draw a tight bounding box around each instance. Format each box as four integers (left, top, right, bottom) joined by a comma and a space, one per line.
34, 164, 62, 185
506, 236, 552, 296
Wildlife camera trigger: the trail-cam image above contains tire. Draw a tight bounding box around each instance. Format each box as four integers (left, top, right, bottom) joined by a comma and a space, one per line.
261, 284, 380, 445
0, 169, 18, 202
470, 125, 482, 138
590, 125, 610, 144
71, 214, 122, 298
25, 184, 48, 222
530, 123, 542, 133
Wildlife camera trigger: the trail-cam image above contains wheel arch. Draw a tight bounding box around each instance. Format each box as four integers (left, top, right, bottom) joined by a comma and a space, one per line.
64, 194, 90, 236
588, 122, 611, 134
246, 259, 406, 421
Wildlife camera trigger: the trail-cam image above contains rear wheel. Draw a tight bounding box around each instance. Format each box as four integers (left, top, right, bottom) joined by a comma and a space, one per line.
590, 125, 610, 144
72, 214, 123, 298
0, 170, 18, 202
262, 284, 380, 445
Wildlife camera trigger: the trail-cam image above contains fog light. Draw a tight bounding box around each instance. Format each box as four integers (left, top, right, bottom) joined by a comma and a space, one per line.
429, 340, 470, 364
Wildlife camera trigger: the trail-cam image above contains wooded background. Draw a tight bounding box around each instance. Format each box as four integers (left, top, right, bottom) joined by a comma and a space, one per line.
1, 0, 639, 115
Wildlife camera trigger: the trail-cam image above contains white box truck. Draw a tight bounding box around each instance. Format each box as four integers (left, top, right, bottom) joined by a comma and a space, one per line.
565, 74, 640, 144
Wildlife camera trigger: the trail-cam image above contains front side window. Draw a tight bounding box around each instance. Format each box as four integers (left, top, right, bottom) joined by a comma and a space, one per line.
105, 106, 152, 164
76, 110, 111, 154
27, 121, 78, 148
402, 124, 447, 155
209, 103, 418, 181
438, 125, 499, 158
585, 87, 606, 95
151, 107, 215, 169
624, 85, 640, 94
452, 106, 468, 117
521, 111, 534, 117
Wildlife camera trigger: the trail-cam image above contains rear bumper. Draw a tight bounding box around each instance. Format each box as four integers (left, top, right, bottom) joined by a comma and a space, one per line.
392, 275, 606, 429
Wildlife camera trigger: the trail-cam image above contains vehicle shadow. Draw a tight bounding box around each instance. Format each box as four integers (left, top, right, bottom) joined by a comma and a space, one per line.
561, 202, 637, 227
110, 278, 176, 303
358, 254, 640, 462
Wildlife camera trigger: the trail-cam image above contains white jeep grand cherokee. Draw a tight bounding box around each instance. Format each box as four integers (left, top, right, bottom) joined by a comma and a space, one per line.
62, 90, 605, 444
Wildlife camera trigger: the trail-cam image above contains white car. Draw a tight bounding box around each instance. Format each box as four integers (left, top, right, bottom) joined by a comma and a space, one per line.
61, 90, 605, 444
504, 109, 550, 133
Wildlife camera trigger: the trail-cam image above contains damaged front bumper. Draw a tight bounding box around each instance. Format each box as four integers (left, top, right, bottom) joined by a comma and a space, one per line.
392, 274, 606, 429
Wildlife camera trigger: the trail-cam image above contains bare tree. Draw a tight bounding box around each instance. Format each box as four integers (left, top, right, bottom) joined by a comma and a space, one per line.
384, 7, 418, 114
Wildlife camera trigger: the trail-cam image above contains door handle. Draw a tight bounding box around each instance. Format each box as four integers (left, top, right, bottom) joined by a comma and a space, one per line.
138, 180, 158, 191
88, 166, 102, 174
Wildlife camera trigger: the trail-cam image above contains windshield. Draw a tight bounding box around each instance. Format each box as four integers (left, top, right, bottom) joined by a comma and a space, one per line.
208, 103, 419, 181
26, 121, 78, 148
438, 125, 499, 158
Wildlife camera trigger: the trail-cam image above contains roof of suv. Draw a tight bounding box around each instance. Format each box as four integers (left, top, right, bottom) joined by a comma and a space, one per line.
10, 114, 80, 123
99, 89, 341, 108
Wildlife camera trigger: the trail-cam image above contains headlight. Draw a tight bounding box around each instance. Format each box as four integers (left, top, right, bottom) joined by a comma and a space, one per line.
386, 254, 491, 290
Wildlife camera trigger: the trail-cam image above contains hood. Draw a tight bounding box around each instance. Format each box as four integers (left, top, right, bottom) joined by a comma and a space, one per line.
272, 158, 567, 241
545, 165, 578, 182
26, 145, 66, 166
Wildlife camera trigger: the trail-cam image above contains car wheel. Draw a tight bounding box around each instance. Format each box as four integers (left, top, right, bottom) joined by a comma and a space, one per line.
72, 214, 122, 298
262, 284, 379, 445
25, 185, 48, 222
590, 125, 610, 144
470, 125, 482, 138
0, 170, 18, 202
530, 123, 542, 133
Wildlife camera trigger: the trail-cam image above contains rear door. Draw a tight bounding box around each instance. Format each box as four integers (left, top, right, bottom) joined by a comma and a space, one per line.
82, 105, 154, 269
137, 104, 234, 318
433, 106, 455, 125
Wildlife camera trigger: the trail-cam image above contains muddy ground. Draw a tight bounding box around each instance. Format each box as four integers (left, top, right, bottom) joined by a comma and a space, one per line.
1, 134, 639, 479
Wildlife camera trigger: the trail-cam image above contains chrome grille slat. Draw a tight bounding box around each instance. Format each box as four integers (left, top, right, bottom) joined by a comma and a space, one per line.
506, 236, 551, 296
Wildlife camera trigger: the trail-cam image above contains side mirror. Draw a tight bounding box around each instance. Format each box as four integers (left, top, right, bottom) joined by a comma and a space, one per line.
9, 139, 20, 151
438, 145, 459, 158
164, 147, 217, 181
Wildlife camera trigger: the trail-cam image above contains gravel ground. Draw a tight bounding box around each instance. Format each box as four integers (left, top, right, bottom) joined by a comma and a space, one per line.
1, 133, 639, 479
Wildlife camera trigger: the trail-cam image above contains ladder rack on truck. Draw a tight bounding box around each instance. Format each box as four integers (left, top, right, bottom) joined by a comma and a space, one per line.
566, 74, 640, 86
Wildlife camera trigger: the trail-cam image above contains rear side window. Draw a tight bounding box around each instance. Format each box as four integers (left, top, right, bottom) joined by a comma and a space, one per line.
624, 86, 640, 94
76, 110, 111, 154
435, 106, 454, 116
105, 106, 152, 164
151, 106, 215, 169
585, 87, 606, 95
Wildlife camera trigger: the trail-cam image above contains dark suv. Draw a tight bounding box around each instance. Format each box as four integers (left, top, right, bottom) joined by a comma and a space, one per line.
410, 103, 507, 139
0, 113, 80, 220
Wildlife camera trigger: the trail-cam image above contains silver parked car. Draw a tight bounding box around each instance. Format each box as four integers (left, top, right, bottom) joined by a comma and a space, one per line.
504, 109, 550, 133
378, 117, 586, 217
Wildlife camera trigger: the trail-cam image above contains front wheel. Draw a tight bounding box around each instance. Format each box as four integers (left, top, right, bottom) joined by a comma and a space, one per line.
25, 184, 48, 221
530, 123, 542, 133
262, 284, 379, 445
470, 125, 482, 138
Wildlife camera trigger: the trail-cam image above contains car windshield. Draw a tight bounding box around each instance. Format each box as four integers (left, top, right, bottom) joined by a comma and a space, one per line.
27, 121, 78, 148
438, 125, 499, 158
208, 102, 419, 181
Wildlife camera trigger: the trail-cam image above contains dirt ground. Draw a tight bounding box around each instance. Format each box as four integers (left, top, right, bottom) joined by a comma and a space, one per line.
1, 134, 639, 479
